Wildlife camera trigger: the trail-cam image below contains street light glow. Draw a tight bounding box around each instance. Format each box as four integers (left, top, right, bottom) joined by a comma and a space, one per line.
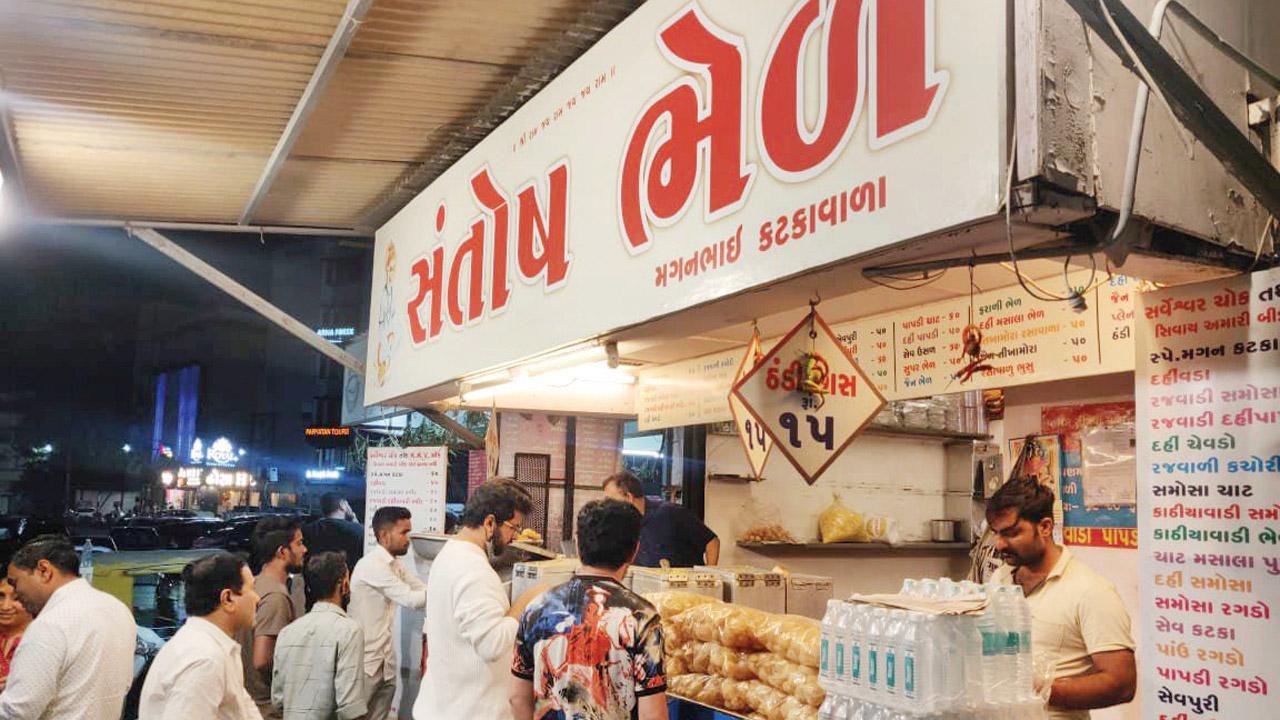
122, 444, 132, 453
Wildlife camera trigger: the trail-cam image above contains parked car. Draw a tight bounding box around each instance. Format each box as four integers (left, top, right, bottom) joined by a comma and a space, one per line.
192, 518, 260, 554
110, 527, 162, 551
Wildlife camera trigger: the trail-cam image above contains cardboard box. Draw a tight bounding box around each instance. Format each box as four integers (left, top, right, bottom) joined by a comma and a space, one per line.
695, 565, 787, 614
511, 558, 580, 601
786, 574, 834, 619
627, 566, 723, 599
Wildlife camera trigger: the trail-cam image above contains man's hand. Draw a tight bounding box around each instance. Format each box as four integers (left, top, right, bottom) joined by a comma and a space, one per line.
1049, 649, 1136, 709
703, 537, 720, 566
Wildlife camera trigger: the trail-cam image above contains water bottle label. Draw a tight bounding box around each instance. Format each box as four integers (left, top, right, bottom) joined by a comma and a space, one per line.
835, 641, 845, 677
982, 631, 999, 657
886, 651, 896, 691
1021, 630, 1032, 649
1006, 631, 1019, 655
821, 638, 829, 673
851, 646, 861, 681
904, 653, 916, 698
869, 648, 878, 686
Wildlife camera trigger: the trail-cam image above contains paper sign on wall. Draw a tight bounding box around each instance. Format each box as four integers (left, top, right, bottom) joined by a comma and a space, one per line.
732, 310, 885, 484
729, 331, 773, 479
364, 446, 447, 554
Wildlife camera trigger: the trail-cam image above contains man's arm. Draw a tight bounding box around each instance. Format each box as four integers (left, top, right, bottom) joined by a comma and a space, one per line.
638, 693, 670, 720
1049, 650, 1137, 709
454, 570, 518, 663
509, 677, 536, 720
703, 537, 720, 566
362, 559, 427, 609
252, 594, 293, 672
253, 635, 277, 672
0, 623, 62, 719
333, 625, 369, 720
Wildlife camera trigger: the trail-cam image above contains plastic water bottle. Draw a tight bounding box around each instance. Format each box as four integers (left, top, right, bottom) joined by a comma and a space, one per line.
866, 608, 888, 704
849, 603, 869, 697
835, 603, 856, 694
959, 612, 985, 709
819, 695, 837, 720
999, 587, 1021, 705
939, 577, 960, 599
79, 539, 95, 584
821, 600, 840, 688
918, 578, 940, 600
977, 600, 1003, 707
900, 578, 920, 597
883, 610, 905, 707
1009, 586, 1035, 702
899, 611, 924, 711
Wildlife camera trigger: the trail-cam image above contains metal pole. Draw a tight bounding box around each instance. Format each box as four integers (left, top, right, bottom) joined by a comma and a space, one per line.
239, 0, 377, 225
130, 227, 366, 375
33, 217, 372, 238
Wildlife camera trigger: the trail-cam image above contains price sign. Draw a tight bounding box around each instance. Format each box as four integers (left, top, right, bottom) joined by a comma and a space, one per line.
728, 331, 773, 479
732, 310, 886, 484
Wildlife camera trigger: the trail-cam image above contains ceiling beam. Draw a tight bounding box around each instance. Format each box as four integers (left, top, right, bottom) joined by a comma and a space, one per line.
33, 217, 371, 238
238, 0, 376, 226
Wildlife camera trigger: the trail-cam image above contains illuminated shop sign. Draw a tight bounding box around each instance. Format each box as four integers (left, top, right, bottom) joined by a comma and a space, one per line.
305, 469, 343, 480
189, 437, 245, 467
317, 327, 357, 343
161, 467, 256, 489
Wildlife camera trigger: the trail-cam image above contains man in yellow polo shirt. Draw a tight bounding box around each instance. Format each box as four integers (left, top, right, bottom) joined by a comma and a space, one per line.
986, 478, 1136, 720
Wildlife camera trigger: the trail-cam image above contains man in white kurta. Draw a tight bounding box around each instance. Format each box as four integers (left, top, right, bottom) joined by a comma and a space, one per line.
414, 481, 541, 720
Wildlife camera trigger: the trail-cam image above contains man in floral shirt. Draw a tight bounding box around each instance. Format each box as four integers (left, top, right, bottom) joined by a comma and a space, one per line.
510, 500, 667, 720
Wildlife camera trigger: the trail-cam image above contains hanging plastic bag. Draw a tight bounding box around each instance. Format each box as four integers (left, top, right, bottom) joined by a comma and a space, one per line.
734, 495, 801, 544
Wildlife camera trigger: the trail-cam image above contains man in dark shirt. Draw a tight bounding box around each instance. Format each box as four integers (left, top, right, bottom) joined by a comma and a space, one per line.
602, 471, 719, 568
302, 492, 365, 570
510, 499, 667, 720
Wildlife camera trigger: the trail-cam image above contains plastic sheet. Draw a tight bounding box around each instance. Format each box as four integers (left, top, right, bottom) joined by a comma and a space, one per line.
753, 614, 821, 668
745, 653, 824, 707
672, 602, 769, 651
644, 590, 721, 620
668, 673, 725, 707
677, 641, 757, 681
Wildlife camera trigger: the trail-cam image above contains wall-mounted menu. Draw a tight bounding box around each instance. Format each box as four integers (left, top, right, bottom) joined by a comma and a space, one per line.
1137, 267, 1280, 720
364, 446, 447, 553
637, 273, 1138, 430
574, 416, 622, 487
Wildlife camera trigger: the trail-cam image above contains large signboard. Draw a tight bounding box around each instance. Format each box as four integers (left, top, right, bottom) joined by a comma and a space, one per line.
1136, 267, 1280, 720
367, 0, 1008, 406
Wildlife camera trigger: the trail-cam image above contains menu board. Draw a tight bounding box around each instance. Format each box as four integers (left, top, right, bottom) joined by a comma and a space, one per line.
363, 446, 447, 553
574, 416, 622, 487
498, 412, 568, 479
637, 273, 1138, 430
636, 350, 741, 430
1136, 267, 1280, 720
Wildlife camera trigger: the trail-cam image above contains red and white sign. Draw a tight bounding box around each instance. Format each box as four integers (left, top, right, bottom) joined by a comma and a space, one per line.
729, 332, 773, 479
366, 0, 1008, 406
732, 311, 885, 484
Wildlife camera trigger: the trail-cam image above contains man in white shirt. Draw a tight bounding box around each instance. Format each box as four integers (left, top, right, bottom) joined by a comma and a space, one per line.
348, 506, 427, 720
414, 481, 543, 720
139, 552, 264, 720
1, 535, 136, 720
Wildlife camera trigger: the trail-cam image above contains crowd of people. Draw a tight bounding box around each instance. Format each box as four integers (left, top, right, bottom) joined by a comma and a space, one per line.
0, 472, 681, 720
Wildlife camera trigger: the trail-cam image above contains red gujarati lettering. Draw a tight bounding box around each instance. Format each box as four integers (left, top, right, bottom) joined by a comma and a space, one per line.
619, 6, 754, 255
407, 161, 572, 345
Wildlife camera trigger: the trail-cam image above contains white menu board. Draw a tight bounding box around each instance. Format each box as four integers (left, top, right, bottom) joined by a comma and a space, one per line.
363, 446, 447, 553
1136, 267, 1280, 720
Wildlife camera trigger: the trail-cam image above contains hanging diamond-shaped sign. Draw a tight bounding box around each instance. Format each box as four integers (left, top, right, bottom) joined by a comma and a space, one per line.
728, 330, 773, 479
731, 309, 886, 485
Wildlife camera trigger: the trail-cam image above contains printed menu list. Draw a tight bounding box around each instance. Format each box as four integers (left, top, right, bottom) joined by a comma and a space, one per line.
1136, 267, 1280, 720
364, 446, 448, 553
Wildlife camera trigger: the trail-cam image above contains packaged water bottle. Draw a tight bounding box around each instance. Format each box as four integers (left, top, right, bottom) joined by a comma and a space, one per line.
821, 600, 840, 688
900, 578, 920, 597
938, 577, 960, 598
835, 603, 855, 694
883, 610, 905, 707
959, 613, 985, 709
849, 603, 869, 697
977, 602, 1003, 707
79, 539, 95, 584
1010, 586, 1034, 702
866, 608, 888, 703
819, 695, 837, 720
900, 611, 925, 711
919, 578, 940, 600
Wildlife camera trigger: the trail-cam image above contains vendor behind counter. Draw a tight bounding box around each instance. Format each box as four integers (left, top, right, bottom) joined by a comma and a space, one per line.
603, 471, 720, 568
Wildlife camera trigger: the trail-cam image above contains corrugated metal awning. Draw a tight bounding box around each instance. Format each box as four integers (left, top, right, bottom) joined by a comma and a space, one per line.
0, 0, 640, 233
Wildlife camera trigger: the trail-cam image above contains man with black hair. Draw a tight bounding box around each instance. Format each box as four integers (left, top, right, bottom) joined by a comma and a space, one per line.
986, 478, 1136, 720
510, 499, 667, 720
139, 552, 263, 719
602, 470, 719, 568
0, 535, 136, 720
241, 517, 309, 718
303, 493, 364, 570
414, 480, 542, 720
349, 506, 426, 720
271, 552, 366, 720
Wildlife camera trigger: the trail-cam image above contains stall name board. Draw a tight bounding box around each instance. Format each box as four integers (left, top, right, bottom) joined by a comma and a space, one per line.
1136, 267, 1280, 720
161, 467, 255, 489
638, 272, 1137, 430
367, 0, 1007, 406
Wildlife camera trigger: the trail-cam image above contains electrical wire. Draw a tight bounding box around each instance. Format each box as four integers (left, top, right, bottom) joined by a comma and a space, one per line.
864, 267, 950, 291
1003, 135, 1088, 303
1248, 215, 1276, 272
